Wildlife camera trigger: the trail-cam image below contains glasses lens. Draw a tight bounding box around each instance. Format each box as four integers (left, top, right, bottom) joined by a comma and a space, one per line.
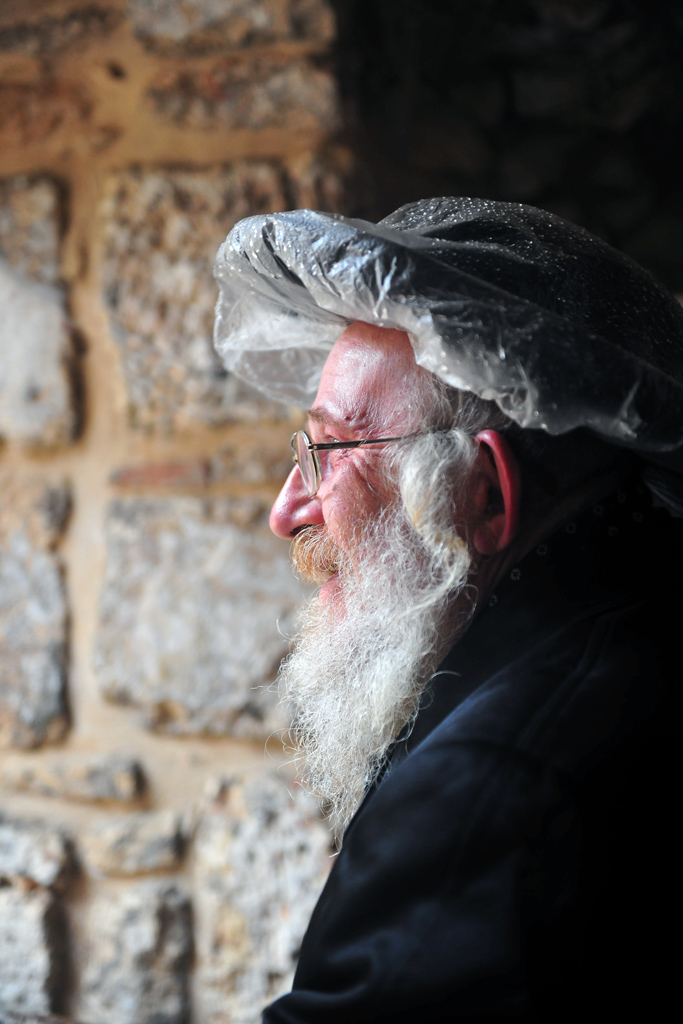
293, 431, 318, 496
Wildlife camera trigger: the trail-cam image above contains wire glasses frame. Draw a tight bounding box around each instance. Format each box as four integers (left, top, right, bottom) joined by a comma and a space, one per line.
290, 428, 421, 497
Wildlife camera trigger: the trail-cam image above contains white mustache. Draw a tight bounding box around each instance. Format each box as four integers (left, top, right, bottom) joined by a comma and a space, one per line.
290, 524, 345, 584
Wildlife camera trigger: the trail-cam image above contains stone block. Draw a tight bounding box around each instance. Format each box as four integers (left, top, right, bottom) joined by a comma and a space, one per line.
111, 459, 211, 489
0, 262, 76, 448
0, 475, 70, 550
82, 810, 183, 876
78, 882, 192, 1024
0, 176, 77, 449
0, 177, 60, 286
0, 477, 70, 749
0, 1011, 73, 1024
208, 440, 292, 486
0, 754, 145, 805
110, 439, 293, 489
95, 497, 305, 738
0, 6, 120, 57
0, 888, 61, 1016
287, 152, 350, 214
0, 82, 91, 152
100, 165, 290, 432
110, 443, 292, 489
194, 774, 330, 1023
0, 813, 72, 890
149, 59, 339, 132
130, 0, 335, 54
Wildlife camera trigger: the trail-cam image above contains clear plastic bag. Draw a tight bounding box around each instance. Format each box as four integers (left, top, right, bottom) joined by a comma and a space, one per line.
214, 198, 683, 454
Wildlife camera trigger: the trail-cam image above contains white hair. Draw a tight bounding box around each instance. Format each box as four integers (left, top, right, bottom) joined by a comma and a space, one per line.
278, 382, 506, 841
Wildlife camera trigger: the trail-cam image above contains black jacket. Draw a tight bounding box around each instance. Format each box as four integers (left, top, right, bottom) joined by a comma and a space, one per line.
264, 480, 679, 1021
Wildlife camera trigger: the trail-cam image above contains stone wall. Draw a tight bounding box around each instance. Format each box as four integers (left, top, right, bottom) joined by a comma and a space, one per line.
336, 0, 683, 291
0, 2, 342, 1020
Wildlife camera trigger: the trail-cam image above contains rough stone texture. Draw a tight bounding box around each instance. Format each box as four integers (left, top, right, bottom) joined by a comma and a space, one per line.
82, 810, 183, 876
111, 458, 211, 489
0, 177, 76, 448
0, 5, 120, 57
78, 882, 192, 1024
0, 754, 146, 805
0, 262, 76, 448
0, 177, 61, 287
208, 440, 292, 486
0, 813, 72, 890
130, 0, 335, 54
100, 164, 290, 432
0, 82, 92, 152
287, 152, 349, 214
109, 441, 293, 489
342, 1, 683, 289
0, 476, 71, 550
110, 441, 295, 490
0, 888, 60, 1017
95, 496, 304, 737
0, 1011, 67, 1024
0, 477, 70, 749
149, 59, 339, 132
0, 1011, 73, 1024
194, 774, 330, 1024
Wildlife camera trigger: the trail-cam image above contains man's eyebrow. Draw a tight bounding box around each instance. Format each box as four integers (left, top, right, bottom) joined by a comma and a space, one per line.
307, 407, 348, 429
307, 406, 366, 433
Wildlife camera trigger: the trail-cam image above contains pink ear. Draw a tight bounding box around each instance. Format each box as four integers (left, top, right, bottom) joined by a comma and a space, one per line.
475, 430, 521, 551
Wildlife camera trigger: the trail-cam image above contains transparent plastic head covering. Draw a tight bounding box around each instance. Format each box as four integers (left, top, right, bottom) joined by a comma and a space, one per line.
214, 198, 683, 458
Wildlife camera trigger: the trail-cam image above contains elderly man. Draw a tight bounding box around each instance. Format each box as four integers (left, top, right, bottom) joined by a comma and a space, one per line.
213, 199, 682, 1020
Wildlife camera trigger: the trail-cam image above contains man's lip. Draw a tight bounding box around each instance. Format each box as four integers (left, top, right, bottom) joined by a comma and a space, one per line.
319, 572, 341, 603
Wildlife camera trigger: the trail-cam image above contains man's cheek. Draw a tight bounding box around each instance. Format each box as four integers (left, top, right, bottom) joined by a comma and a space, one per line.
325, 480, 384, 543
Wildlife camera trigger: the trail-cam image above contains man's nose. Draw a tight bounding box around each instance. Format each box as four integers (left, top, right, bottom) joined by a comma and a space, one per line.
269, 466, 324, 538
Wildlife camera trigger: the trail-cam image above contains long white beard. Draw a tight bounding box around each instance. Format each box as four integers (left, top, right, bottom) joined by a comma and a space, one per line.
278, 497, 474, 843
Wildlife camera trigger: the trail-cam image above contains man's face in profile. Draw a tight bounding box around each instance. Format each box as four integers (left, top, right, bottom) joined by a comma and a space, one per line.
270, 322, 476, 838
270, 321, 424, 609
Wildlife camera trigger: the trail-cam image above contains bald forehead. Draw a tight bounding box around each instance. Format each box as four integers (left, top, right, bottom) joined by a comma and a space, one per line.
308, 323, 429, 436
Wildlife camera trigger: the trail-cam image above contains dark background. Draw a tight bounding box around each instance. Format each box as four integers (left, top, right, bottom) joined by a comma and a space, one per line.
331, 0, 683, 291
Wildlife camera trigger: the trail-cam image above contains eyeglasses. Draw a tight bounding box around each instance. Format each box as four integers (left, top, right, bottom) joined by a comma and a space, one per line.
290, 428, 424, 497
